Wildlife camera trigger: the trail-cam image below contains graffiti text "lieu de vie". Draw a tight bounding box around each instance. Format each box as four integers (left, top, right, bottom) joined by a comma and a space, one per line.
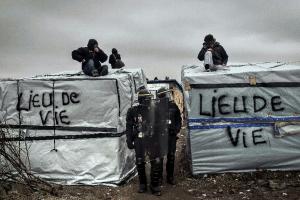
17, 91, 80, 125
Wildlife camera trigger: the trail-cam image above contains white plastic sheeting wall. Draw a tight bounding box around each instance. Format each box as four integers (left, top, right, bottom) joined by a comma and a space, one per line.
182, 62, 300, 174
0, 69, 147, 185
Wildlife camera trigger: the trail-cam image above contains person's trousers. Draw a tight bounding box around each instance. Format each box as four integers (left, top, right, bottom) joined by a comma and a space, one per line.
159, 134, 177, 181
134, 138, 147, 185
134, 138, 162, 187
204, 51, 223, 71
82, 59, 108, 76
166, 135, 177, 180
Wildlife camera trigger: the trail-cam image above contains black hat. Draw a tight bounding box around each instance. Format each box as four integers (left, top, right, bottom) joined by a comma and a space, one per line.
112, 48, 118, 54
204, 34, 215, 43
87, 39, 98, 50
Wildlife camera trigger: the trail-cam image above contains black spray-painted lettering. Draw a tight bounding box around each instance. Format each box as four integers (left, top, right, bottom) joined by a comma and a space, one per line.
17, 91, 80, 125
218, 95, 231, 115
39, 110, 51, 125
271, 96, 284, 111
199, 93, 285, 116
243, 132, 248, 148
252, 128, 267, 145
233, 96, 248, 113
253, 95, 267, 112
59, 110, 70, 125
32, 94, 41, 107
62, 92, 80, 105
199, 94, 211, 116
227, 126, 240, 146
42, 93, 53, 107
227, 126, 267, 148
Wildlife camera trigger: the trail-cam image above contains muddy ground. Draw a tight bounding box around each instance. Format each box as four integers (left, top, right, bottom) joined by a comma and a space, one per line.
1, 128, 300, 200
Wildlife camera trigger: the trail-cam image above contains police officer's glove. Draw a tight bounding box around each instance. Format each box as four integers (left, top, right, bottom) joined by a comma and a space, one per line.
127, 141, 135, 149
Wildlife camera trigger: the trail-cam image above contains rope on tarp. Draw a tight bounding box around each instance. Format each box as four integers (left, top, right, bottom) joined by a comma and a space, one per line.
51, 80, 57, 152
188, 116, 300, 123
189, 123, 272, 130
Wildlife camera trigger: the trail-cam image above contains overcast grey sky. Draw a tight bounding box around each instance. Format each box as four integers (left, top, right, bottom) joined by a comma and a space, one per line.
0, 0, 300, 80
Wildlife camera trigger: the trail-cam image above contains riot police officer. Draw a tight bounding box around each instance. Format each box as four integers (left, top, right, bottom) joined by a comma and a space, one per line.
126, 89, 163, 196
157, 87, 182, 185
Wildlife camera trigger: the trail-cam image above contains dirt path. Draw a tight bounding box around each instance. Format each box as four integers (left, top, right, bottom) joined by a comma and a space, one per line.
2, 128, 300, 200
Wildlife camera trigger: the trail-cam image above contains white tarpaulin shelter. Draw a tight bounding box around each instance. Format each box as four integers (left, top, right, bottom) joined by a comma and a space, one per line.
182, 62, 300, 174
0, 68, 147, 185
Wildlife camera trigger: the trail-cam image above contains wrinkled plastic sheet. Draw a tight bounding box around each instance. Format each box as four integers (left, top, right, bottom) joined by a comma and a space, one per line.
0, 70, 147, 185
188, 86, 300, 121
19, 134, 135, 185
182, 62, 300, 122
182, 62, 300, 85
182, 62, 300, 174
189, 123, 300, 174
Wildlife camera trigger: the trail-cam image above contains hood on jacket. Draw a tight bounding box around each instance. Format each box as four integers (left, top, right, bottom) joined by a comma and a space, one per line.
87, 39, 98, 50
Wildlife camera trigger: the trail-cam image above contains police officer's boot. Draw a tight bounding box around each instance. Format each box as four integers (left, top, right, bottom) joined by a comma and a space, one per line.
166, 152, 176, 185
150, 159, 162, 196
136, 162, 147, 193
159, 158, 164, 186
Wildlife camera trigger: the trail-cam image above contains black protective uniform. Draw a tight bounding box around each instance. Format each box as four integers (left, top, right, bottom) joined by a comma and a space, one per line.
126, 90, 163, 196
158, 99, 181, 184
157, 87, 182, 185
166, 100, 182, 183
72, 39, 108, 76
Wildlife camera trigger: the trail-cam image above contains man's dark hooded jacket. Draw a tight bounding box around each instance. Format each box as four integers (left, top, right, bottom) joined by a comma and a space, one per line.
109, 48, 122, 68
72, 39, 108, 69
198, 42, 228, 65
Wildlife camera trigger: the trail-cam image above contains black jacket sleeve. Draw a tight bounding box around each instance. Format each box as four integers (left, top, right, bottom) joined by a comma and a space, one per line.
197, 45, 208, 61
126, 108, 135, 149
174, 103, 182, 134
220, 45, 228, 65
95, 49, 108, 63
109, 54, 115, 65
72, 47, 85, 62
170, 102, 182, 134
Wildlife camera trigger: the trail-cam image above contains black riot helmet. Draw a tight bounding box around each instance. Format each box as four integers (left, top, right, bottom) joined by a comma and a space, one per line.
138, 89, 152, 105
157, 87, 168, 99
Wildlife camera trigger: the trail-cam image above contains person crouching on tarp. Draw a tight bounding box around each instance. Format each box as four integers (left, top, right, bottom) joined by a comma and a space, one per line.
197, 34, 228, 71
125, 89, 163, 196
72, 39, 108, 76
109, 48, 125, 69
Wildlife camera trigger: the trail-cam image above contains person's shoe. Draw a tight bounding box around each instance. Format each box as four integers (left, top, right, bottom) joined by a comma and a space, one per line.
204, 64, 210, 70
167, 177, 176, 185
91, 69, 99, 77
150, 185, 161, 196
138, 184, 147, 193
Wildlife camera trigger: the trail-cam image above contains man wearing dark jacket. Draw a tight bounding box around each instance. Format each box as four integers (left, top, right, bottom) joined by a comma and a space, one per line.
157, 87, 182, 185
198, 34, 228, 71
109, 48, 125, 69
72, 39, 108, 76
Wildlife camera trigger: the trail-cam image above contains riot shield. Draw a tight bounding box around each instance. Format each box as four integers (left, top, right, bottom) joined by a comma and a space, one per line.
144, 97, 169, 160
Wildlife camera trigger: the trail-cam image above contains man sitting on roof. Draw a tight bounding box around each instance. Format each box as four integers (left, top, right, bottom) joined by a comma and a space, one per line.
197, 34, 228, 71
72, 39, 108, 76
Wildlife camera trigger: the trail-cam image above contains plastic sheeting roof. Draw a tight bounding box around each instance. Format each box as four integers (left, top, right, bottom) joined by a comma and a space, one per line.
182, 62, 300, 84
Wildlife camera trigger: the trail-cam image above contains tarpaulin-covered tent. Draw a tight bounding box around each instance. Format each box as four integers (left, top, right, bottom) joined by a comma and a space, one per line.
0, 68, 147, 185
182, 62, 300, 174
